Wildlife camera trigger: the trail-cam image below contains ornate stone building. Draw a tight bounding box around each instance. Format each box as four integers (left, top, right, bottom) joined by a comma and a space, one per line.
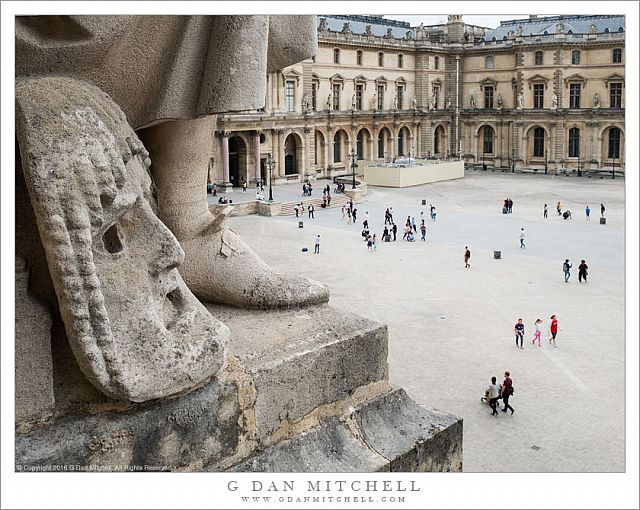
214, 14, 625, 186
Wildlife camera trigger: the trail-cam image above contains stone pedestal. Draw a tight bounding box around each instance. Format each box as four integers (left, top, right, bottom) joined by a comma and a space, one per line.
16, 305, 462, 472
217, 182, 234, 193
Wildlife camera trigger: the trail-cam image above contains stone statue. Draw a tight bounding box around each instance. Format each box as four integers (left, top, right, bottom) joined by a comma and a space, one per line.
352, 94, 357, 110
327, 94, 332, 111
386, 28, 393, 38
372, 92, 378, 110
517, 92, 524, 109
394, 94, 398, 110
16, 76, 229, 402
469, 95, 476, 108
15, 15, 328, 403
556, 23, 564, 34
365, 25, 373, 36
497, 94, 503, 110
318, 18, 328, 31
341, 22, 351, 33
301, 91, 309, 112
516, 25, 523, 36
431, 93, 438, 110
551, 92, 558, 109
416, 23, 426, 40
412, 97, 418, 110
594, 92, 601, 109
589, 23, 598, 34
445, 96, 452, 109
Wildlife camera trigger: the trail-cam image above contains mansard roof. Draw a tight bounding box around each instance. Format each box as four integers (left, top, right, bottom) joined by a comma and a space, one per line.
318, 15, 413, 40
485, 15, 625, 41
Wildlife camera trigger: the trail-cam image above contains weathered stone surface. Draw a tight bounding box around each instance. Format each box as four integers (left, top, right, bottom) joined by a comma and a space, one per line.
354, 388, 463, 472
207, 304, 389, 438
229, 417, 388, 472
16, 76, 228, 402
15, 379, 240, 471
15, 256, 54, 425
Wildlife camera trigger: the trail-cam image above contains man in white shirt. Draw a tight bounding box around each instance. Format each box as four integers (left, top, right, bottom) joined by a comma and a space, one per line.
488, 376, 500, 416
519, 227, 526, 248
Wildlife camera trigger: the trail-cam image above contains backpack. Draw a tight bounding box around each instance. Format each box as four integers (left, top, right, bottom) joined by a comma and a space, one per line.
563, 262, 570, 272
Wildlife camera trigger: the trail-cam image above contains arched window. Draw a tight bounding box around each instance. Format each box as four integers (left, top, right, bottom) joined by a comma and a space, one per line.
434, 56, 439, 69
485, 55, 494, 69
568, 128, 580, 158
333, 48, 340, 64
357, 50, 363, 66
378, 52, 384, 67
571, 50, 581, 65
483, 126, 494, 154
377, 130, 385, 159
535, 51, 543, 65
533, 127, 545, 158
398, 54, 404, 68
608, 128, 621, 159
333, 131, 342, 162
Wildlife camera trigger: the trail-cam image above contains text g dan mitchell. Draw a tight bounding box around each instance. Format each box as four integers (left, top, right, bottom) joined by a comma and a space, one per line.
227, 480, 421, 492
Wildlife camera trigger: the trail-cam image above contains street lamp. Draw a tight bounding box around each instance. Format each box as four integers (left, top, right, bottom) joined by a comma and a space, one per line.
511, 149, 515, 173
544, 150, 548, 175
349, 148, 357, 189
577, 150, 582, 177
266, 154, 275, 201
482, 151, 486, 171
612, 156, 616, 179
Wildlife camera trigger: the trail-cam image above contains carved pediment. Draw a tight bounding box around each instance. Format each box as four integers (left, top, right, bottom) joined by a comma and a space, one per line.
604, 73, 625, 88
480, 77, 497, 87
527, 74, 549, 89
330, 73, 345, 89
564, 73, 587, 87
282, 68, 302, 86
353, 74, 368, 88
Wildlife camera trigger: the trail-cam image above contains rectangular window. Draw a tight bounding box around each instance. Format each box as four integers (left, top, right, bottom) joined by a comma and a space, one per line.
485, 55, 494, 69
396, 86, 403, 109
398, 54, 403, 68
533, 128, 545, 158
569, 83, 581, 109
357, 50, 363, 66
612, 48, 622, 63
484, 86, 494, 109
568, 128, 580, 158
433, 86, 440, 109
356, 84, 363, 110
610, 83, 622, 108
311, 83, 317, 111
378, 52, 384, 67
332, 84, 340, 111
377, 85, 384, 110
434, 56, 439, 70
533, 84, 545, 109
285, 80, 295, 112
483, 128, 493, 154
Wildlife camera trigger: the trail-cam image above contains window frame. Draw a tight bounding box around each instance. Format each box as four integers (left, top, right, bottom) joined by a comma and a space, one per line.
332, 83, 341, 111
533, 83, 545, 109
377, 84, 385, 110
485, 55, 494, 70
398, 54, 404, 68
568, 127, 580, 158
483, 85, 494, 109
285, 80, 295, 112
378, 52, 384, 67
333, 48, 340, 64
569, 83, 581, 109
483, 126, 494, 154
357, 50, 363, 66
571, 50, 581, 65
355, 84, 363, 111
610, 82, 622, 108
396, 85, 404, 109
434, 56, 439, 70
534, 51, 543, 65
608, 128, 621, 159
612, 48, 622, 64
333, 131, 342, 162
533, 127, 545, 158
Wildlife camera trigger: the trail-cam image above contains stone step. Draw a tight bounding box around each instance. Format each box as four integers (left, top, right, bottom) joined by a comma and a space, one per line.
278, 194, 352, 216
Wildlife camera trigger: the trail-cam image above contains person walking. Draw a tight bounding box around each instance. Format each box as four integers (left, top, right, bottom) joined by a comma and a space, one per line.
346, 207, 352, 224
366, 235, 373, 251
501, 371, 515, 414
464, 246, 471, 268
363, 211, 370, 229
519, 228, 526, 248
563, 259, 572, 283
384, 208, 391, 225
507, 198, 513, 213
557, 201, 562, 216
600, 203, 606, 218
549, 315, 560, 347
392, 223, 398, 241
388, 207, 394, 224
403, 224, 411, 241
352, 208, 357, 223
314, 233, 321, 254
544, 203, 548, 219
585, 205, 591, 221
514, 319, 525, 349
294, 204, 300, 218
578, 259, 589, 283
242, 180, 247, 193
341, 205, 345, 220
382, 226, 390, 242
488, 376, 501, 416
308, 203, 315, 219
420, 222, 427, 241
430, 204, 437, 221
372, 233, 378, 251
532, 318, 543, 347
411, 217, 417, 233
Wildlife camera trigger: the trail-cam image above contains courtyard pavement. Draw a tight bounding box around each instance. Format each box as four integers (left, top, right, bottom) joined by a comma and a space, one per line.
226, 170, 625, 472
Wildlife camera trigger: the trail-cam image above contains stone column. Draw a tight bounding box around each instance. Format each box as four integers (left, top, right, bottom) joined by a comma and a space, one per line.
219, 130, 233, 192
303, 127, 312, 180
253, 131, 262, 183
276, 129, 286, 179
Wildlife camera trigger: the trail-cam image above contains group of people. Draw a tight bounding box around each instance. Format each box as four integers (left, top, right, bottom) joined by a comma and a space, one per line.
321, 185, 332, 208
294, 201, 316, 218
513, 315, 561, 349
563, 259, 589, 283
206, 181, 218, 196
302, 181, 314, 196
502, 197, 514, 214
485, 371, 515, 416
334, 182, 346, 194
340, 200, 357, 224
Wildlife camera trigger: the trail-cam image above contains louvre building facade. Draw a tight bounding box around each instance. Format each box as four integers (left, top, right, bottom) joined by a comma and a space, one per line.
213, 14, 625, 186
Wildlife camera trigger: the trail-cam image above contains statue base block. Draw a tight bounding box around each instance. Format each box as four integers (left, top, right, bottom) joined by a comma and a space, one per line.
15, 305, 462, 472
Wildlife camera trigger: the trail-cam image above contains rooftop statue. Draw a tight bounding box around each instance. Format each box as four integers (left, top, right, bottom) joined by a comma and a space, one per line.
15, 15, 328, 403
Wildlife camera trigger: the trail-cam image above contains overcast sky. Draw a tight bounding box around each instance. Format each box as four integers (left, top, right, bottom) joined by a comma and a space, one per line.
386, 15, 530, 29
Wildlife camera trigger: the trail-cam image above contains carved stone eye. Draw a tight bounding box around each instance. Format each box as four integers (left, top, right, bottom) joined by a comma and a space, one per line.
103, 223, 123, 254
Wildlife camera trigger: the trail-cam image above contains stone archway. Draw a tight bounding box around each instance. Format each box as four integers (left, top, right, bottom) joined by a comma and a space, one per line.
434, 125, 446, 157
284, 132, 303, 176
397, 126, 411, 157
228, 135, 248, 186
315, 130, 326, 169
356, 128, 372, 160
377, 127, 392, 160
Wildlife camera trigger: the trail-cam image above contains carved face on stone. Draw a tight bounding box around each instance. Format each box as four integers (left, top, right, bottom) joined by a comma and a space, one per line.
16, 77, 229, 402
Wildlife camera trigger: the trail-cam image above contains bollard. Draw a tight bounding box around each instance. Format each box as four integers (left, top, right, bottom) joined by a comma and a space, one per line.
600, 217, 606, 225
298, 221, 304, 228
494, 250, 501, 259
421, 199, 426, 206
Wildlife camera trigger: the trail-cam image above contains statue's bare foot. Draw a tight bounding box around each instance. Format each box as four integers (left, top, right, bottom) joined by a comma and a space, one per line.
179, 221, 329, 309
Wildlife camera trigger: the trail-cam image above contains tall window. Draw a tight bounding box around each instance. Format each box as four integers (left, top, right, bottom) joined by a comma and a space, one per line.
485, 55, 494, 69
569, 83, 581, 108
378, 52, 384, 67
377, 85, 384, 110
333, 131, 342, 162
612, 48, 622, 63
377, 130, 385, 158
398, 54, 404, 68
610, 83, 622, 108
568, 127, 580, 157
533, 84, 545, 109
433, 86, 440, 109
398, 130, 404, 156
285, 80, 295, 112
356, 130, 364, 159
608, 128, 620, 159
311, 83, 317, 111
434, 56, 439, 69
357, 50, 363, 66
533, 127, 545, 158
355, 84, 363, 110
571, 50, 581, 65
483, 126, 494, 154
434, 127, 442, 154
396, 85, 404, 109
535, 51, 543, 65
332, 83, 341, 111
333, 48, 340, 64
484, 86, 494, 109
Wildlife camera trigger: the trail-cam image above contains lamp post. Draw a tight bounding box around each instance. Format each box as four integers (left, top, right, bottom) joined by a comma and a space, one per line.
266, 154, 275, 201
482, 151, 486, 171
577, 150, 582, 177
349, 148, 357, 189
544, 150, 548, 175
612, 156, 616, 179
511, 148, 515, 173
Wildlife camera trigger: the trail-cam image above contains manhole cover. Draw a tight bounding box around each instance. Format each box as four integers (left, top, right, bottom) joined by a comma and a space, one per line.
531, 445, 541, 451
